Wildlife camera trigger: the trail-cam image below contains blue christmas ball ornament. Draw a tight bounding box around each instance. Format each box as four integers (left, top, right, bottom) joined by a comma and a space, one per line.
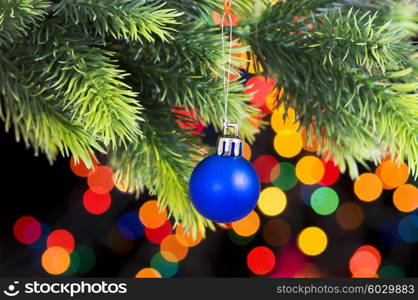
189, 126, 260, 223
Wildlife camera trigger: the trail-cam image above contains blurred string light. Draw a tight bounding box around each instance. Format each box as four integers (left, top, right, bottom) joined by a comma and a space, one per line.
297, 227, 327, 256
139, 200, 168, 229
296, 156, 325, 185
393, 184, 418, 213
231, 211, 260, 237
379, 265, 405, 278
87, 166, 115, 194
151, 252, 179, 278
243, 142, 252, 160
118, 211, 145, 240
253, 155, 278, 183
299, 125, 319, 152
379, 160, 409, 189
29, 222, 51, 250
69, 155, 97, 177
272, 162, 298, 191
135, 268, 162, 278
258, 187, 287, 216
244, 76, 276, 113
300, 184, 320, 206
66, 246, 96, 275
398, 215, 418, 243
319, 159, 340, 186
47, 229, 75, 254
349, 245, 381, 278
175, 224, 203, 247
228, 230, 256, 246
380, 220, 402, 246
336, 202, 364, 231
13, 216, 42, 245
107, 228, 134, 254
274, 129, 302, 158
42, 247, 70, 275
83, 189, 111, 215
145, 221, 172, 244
262, 218, 291, 247
310, 187, 339, 215
160, 234, 189, 263
354, 173, 383, 202
246, 246, 276, 275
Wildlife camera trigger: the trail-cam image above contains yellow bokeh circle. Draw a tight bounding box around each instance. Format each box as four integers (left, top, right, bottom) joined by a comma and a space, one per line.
258, 187, 287, 216
295, 156, 325, 185
297, 227, 328, 256
271, 104, 299, 133
274, 129, 303, 158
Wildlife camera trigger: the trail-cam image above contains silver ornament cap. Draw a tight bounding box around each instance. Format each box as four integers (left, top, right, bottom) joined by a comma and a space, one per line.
216, 122, 242, 157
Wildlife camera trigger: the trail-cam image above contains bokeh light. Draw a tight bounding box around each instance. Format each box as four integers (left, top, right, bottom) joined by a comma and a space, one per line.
13, 216, 42, 245
258, 187, 287, 216
87, 166, 114, 194
300, 125, 318, 152
145, 221, 172, 244
243, 142, 252, 160
296, 156, 325, 185
118, 211, 145, 240
310, 187, 339, 215
393, 184, 418, 213
171, 106, 204, 134
247, 246, 276, 275
175, 224, 202, 247
70, 156, 97, 177
244, 76, 276, 113
354, 173, 382, 202
160, 234, 189, 262
349, 245, 381, 278
300, 184, 320, 205
107, 228, 134, 254
253, 155, 279, 183
139, 200, 168, 229
47, 229, 75, 254
336, 202, 364, 230
274, 129, 303, 158
151, 252, 179, 278
42, 247, 70, 275
379, 265, 405, 278
262, 218, 291, 247
297, 227, 327, 256
265, 88, 279, 112
398, 215, 418, 243
379, 220, 402, 246
231, 211, 260, 237
272, 162, 298, 191
135, 268, 162, 278
29, 222, 50, 250
293, 263, 321, 278
227, 230, 256, 246
271, 104, 299, 133
83, 189, 111, 215
319, 159, 340, 186
72, 246, 96, 274
380, 160, 409, 189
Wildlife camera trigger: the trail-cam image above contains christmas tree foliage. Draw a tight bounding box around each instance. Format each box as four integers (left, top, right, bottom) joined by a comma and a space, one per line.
0, 0, 417, 234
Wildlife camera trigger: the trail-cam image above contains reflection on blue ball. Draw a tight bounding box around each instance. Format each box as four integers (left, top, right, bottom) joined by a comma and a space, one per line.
189, 154, 260, 223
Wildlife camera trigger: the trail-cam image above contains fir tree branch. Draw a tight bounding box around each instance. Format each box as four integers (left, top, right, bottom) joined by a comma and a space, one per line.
237, 1, 418, 177
0, 0, 50, 45
51, 0, 182, 43
32, 26, 144, 147
0, 54, 103, 167
117, 23, 262, 141
110, 101, 215, 236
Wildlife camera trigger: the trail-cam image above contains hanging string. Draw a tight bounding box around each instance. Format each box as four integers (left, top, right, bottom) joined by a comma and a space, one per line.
221, 0, 234, 128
